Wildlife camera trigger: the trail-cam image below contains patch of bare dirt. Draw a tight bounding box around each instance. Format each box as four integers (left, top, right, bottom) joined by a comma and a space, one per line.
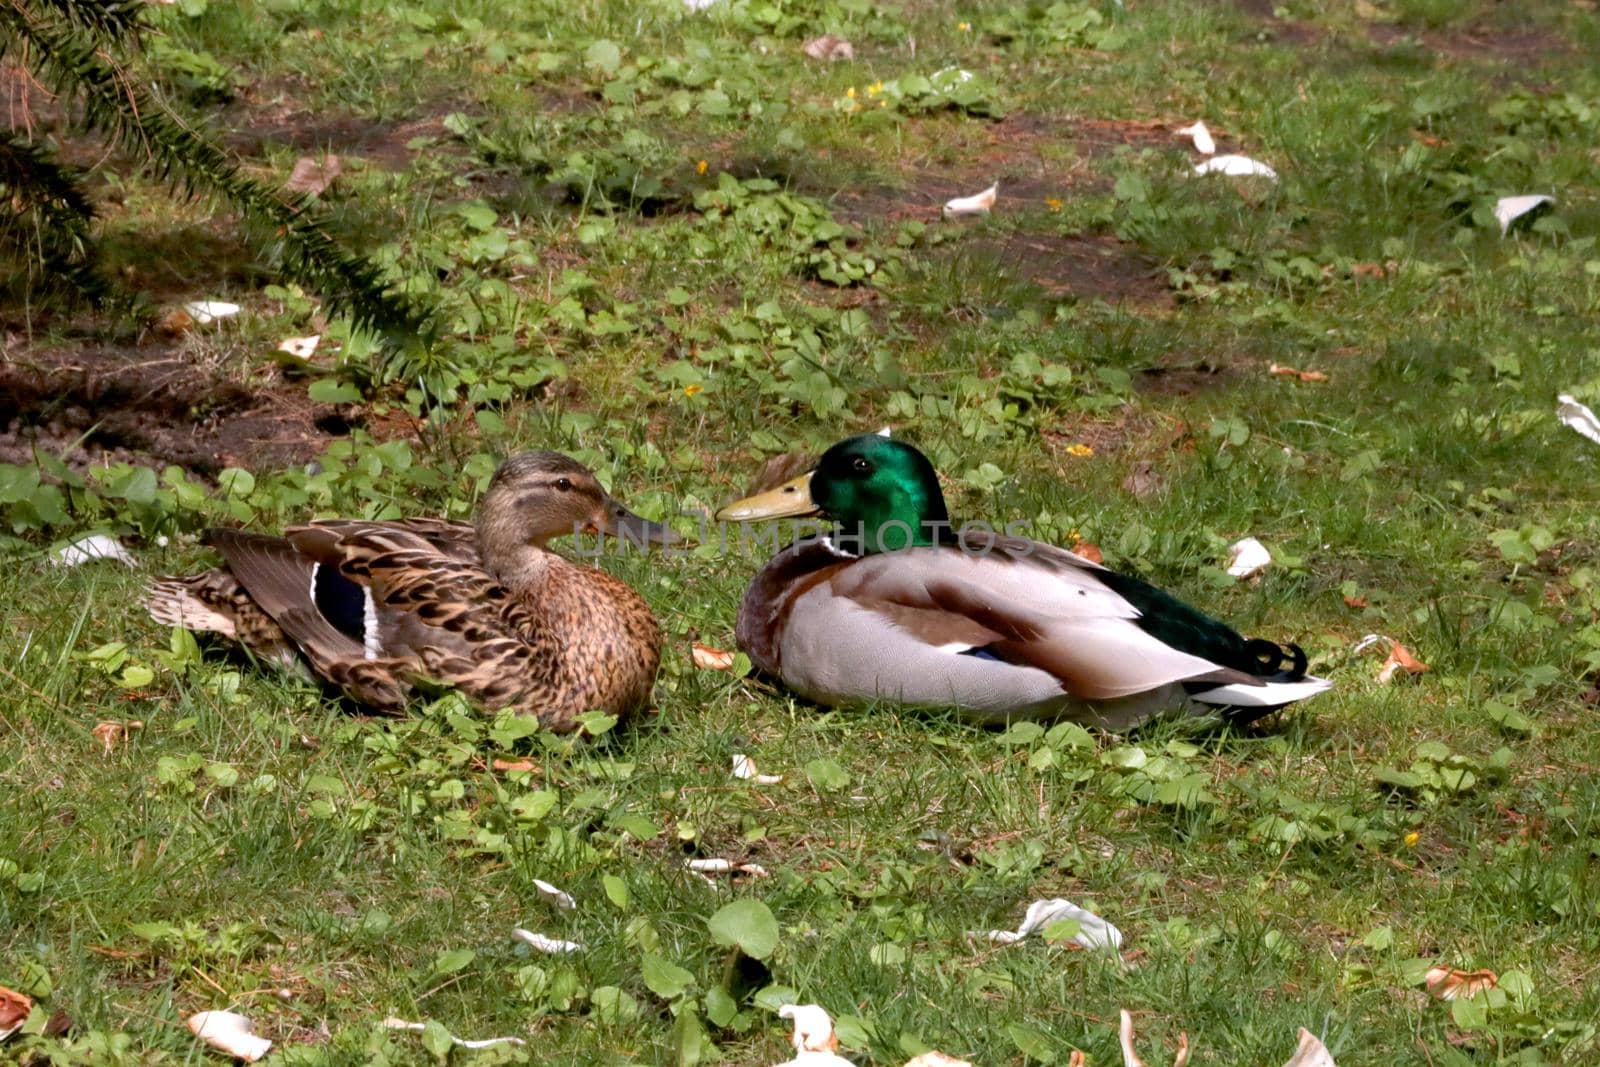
1366, 21, 1569, 63
1229, 0, 1326, 47
224, 84, 478, 171
1135, 354, 1241, 396
959, 232, 1171, 308
830, 113, 1182, 224
0, 340, 348, 476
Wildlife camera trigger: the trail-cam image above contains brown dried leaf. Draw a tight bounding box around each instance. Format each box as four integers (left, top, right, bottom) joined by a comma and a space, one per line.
285, 155, 342, 197
1068, 1053, 1087, 1067
1378, 641, 1428, 684
153, 308, 194, 337
1425, 966, 1497, 1000
0, 985, 32, 1036
1350, 262, 1389, 279
1268, 363, 1330, 383
802, 33, 854, 60
1071, 540, 1103, 564
692, 642, 736, 671
491, 758, 538, 773
1342, 594, 1368, 608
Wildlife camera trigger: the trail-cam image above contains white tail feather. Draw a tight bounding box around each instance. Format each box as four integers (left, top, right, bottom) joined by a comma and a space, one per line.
1189, 674, 1332, 708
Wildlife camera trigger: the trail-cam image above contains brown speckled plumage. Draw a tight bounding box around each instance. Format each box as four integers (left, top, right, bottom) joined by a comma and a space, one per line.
146, 452, 670, 731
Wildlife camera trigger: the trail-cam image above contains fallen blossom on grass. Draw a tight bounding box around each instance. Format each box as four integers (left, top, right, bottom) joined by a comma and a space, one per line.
52, 534, 135, 568
1225, 537, 1271, 579
903, 1053, 973, 1067
692, 643, 736, 670
1493, 194, 1552, 236
92, 720, 143, 755
1, 986, 32, 1041
802, 34, 854, 60
511, 928, 583, 954
1557, 394, 1600, 446
732, 753, 784, 784
773, 1004, 856, 1066
1175, 120, 1215, 155
980, 897, 1123, 952
183, 300, 242, 325
943, 183, 997, 218
1283, 1028, 1338, 1067
276, 334, 321, 359
382, 1018, 526, 1050
532, 879, 575, 910
1269, 363, 1329, 383
1354, 634, 1428, 683
187, 1010, 272, 1062
1194, 154, 1277, 180
1424, 966, 1498, 1000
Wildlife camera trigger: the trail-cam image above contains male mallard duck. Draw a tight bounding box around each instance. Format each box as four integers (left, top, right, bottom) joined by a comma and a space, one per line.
146, 452, 675, 729
715, 434, 1329, 730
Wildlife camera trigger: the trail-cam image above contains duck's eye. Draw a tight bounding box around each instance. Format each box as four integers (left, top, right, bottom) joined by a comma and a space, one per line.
555, 477, 573, 491
850, 457, 872, 473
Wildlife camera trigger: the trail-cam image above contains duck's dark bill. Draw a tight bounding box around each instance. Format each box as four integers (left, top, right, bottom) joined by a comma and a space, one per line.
595, 500, 681, 546
714, 473, 820, 521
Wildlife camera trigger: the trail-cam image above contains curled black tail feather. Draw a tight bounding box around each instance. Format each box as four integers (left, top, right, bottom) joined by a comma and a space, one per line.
1242, 638, 1308, 682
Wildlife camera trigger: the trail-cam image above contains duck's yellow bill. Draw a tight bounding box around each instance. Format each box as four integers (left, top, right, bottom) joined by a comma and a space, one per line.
714, 473, 819, 521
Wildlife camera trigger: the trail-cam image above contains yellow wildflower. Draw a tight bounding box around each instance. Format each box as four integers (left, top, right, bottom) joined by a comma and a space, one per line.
867, 81, 884, 96
957, 21, 971, 31
1045, 197, 1063, 213
846, 86, 856, 99
684, 384, 703, 398
1065, 443, 1094, 458
1403, 831, 1420, 847
696, 159, 708, 175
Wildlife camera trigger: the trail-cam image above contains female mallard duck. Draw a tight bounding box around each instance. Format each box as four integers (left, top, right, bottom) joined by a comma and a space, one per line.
146, 452, 676, 729
715, 434, 1329, 730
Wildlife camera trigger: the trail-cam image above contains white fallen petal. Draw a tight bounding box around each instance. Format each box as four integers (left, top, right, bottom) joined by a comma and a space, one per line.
183, 300, 242, 325
682, 0, 717, 9
876, 426, 892, 437
511, 928, 583, 954
801, 34, 854, 60
779, 1004, 840, 1052
1176, 121, 1216, 155
1282, 1028, 1338, 1067
1193, 154, 1278, 180
943, 183, 997, 218
981, 897, 1123, 952
1225, 537, 1271, 579
732, 753, 784, 784
532, 878, 575, 909
187, 1011, 272, 1062
52, 533, 136, 568
903, 1054, 974, 1067
774, 1051, 858, 1067
1494, 195, 1553, 237
276, 334, 321, 359
688, 858, 734, 873
382, 1018, 526, 1050
1557, 394, 1600, 446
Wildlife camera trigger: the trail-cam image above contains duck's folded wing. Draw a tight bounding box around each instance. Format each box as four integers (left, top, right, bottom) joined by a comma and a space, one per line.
831, 547, 1256, 701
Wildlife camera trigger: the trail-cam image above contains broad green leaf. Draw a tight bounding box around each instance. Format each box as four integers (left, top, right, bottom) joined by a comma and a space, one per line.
707, 899, 779, 959
432, 948, 476, 974
641, 954, 694, 999
803, 758, 850, 792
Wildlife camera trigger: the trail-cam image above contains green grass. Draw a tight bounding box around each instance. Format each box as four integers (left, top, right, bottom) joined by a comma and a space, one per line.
6, 0, 1600, 1063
